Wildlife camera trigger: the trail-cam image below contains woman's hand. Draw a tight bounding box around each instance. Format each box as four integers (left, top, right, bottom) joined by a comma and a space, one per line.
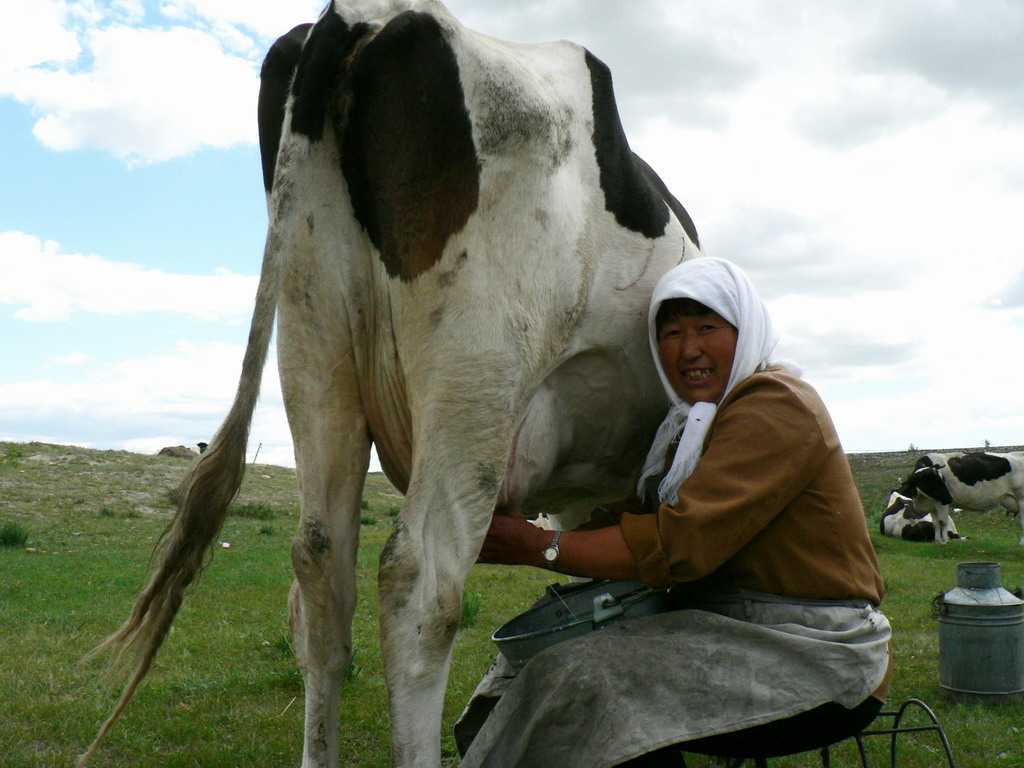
477, 507, 547, 566
477, 507, 642, 580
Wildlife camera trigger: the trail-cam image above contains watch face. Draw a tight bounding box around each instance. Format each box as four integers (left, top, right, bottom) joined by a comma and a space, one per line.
543, 532, 560, 567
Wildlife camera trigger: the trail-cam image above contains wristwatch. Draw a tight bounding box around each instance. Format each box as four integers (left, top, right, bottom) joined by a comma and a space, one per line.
542, 531, 562, 569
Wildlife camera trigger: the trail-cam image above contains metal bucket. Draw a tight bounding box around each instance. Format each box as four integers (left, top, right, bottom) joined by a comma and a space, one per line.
492, 579, 670, 669
935, 561, 1024, 702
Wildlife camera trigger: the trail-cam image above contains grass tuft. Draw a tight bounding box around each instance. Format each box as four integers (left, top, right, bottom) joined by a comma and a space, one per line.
461, 591, 483, 629
345, 649, 362, 681
230, 502, 279, 520
2, 444, 24, 465
1, 521, 28, 547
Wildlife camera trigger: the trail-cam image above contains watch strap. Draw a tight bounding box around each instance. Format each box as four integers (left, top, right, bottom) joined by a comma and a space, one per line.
542, 530, 562, 569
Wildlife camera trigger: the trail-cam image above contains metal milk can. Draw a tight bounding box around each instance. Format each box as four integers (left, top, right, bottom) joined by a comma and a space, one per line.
935, 561, 1024, 701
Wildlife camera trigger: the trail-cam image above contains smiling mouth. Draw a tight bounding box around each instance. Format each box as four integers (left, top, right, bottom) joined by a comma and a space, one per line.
683, 369, 713, 382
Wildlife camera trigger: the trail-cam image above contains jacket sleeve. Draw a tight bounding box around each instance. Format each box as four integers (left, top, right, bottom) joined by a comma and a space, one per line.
621, 374, 829, 589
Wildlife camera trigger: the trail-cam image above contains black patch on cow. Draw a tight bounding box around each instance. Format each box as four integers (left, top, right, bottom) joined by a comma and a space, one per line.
585, 51, 671, 240
947, 453, 1012, 486
882, 496, 907, 519
908, 466, 954, 505
342, 11, 480, 282
912, 454, 935, 471
880, 496, 937, 541
290, 12, 370, 141
258, 23, 313, 192
900, 520, 937, 542
885, 494, 929, 522
632, 153, 700, 247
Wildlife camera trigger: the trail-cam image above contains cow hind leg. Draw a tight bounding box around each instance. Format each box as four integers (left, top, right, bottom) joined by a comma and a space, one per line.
284, 366, 371, 768
378, 420, 510, 768
1007, 496, 1024, 545
932, 504, 953, 544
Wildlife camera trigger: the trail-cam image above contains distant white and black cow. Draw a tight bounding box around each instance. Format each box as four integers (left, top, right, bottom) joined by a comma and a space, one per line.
879, 490, 960, 542
899, 452, 1024, 545
80, 3, 699, 768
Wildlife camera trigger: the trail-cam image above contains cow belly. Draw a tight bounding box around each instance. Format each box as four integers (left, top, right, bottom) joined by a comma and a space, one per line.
951, 484, 1015, 512
500, 347, 668, 517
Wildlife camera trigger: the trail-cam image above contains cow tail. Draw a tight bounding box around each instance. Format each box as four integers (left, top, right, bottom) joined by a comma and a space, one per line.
77, 236, 283, 767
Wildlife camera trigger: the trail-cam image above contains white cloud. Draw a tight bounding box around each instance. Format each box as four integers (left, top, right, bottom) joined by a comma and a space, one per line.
828, 360, 1024, 454
857, 0, 1024, 119
0, 231, 257, 322
997, 271, 1024, 309
0, 340, 291, 464
790, 73, 947, 150
0, 337, 384, 471
0, 1, 80, 72
8, 25, 259, 161
171, 0, 324, 40
0, 0, 322, 163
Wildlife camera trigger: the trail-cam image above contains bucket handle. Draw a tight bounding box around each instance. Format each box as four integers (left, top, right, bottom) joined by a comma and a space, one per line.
593, 593, 624, 624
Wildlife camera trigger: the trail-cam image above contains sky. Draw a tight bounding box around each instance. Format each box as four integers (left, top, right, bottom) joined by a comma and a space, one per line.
2, 0, 1023, 472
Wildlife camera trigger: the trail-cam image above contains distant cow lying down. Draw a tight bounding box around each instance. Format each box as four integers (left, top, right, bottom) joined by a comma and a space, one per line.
898, 451, 1024, 545
879, 491, 961, 542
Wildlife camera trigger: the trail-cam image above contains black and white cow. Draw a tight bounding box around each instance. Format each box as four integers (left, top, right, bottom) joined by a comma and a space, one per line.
879, 490, 960, 542
80, 3, 699, 767
899, 451, 1024, 545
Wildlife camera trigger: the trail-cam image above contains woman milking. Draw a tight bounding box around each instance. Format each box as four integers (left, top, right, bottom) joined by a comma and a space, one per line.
457, 257, 892, 768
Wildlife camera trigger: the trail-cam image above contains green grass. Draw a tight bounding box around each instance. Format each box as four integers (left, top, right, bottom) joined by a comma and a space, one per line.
2, 440, 1023, 766
460, 591, 483, 629
230, 502, 286, 520
1, 520, 29, 546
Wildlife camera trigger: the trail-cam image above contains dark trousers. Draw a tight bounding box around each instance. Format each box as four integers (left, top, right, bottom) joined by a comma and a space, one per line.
618, 697, 883, 766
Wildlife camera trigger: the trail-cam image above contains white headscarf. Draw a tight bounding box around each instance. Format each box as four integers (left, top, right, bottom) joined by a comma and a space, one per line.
637, 257, 802, 505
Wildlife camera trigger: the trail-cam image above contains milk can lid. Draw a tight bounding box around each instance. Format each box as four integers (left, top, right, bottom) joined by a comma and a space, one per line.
942, 562, 1024, 607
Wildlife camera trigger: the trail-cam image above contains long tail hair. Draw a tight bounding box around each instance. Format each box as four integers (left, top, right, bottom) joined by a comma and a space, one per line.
77, 234, 281, 766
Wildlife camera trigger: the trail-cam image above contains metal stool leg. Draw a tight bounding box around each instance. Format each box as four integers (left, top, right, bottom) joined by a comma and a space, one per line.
682, 698, 957, 768
854, 697, 958, 768
854, 732, 870, 768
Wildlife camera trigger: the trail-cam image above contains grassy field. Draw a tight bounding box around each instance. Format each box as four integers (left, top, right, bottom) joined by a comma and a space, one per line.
1, 440, 1022, 767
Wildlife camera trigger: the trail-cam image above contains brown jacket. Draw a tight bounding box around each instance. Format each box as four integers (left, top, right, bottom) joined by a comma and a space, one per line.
621, 368, 884, 605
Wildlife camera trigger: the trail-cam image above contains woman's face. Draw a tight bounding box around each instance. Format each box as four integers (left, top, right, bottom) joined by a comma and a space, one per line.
657, 309, 739, 404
